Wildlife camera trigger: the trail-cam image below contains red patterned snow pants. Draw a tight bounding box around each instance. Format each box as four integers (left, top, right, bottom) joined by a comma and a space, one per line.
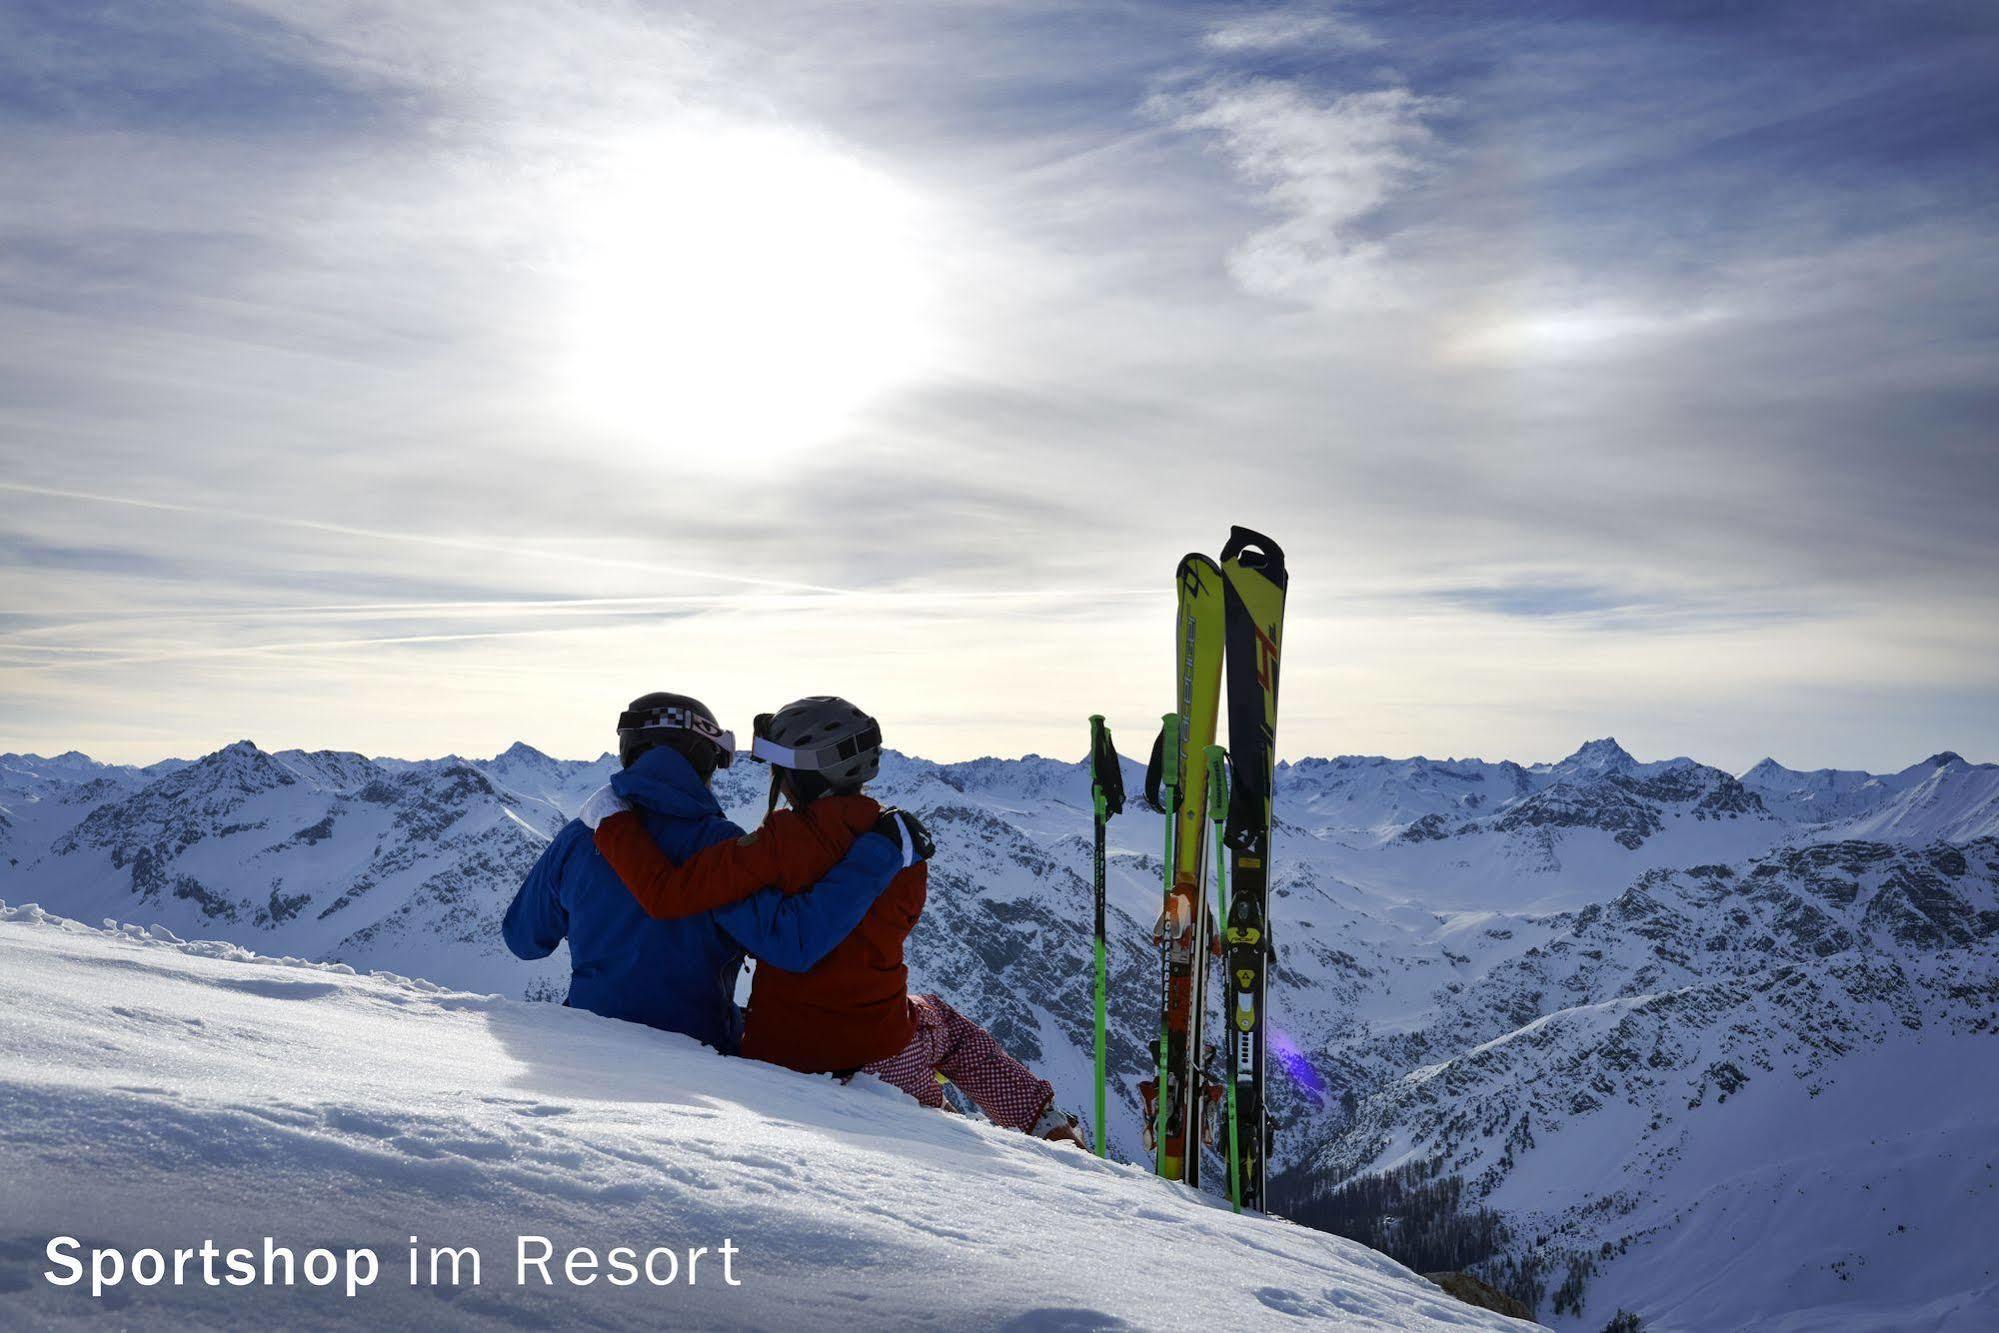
861, 994, 1053, 1132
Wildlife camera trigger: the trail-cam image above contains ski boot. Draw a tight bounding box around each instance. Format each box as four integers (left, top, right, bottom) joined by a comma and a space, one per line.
1199, 1081, 1228, 1149
1138, 1077, 1159, 1151
1032, 1102, 1088, 1149
1153, 895, 1193, 950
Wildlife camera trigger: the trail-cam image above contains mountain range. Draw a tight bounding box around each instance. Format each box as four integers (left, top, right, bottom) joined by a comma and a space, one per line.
2, 736, 1994, 1331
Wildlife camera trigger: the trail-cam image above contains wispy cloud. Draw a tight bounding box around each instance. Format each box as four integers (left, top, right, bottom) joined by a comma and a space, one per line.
1203, 7, 1381, 55
0, 482, 856, 595
1160, 79, 1444, 304
1417, 581, 1799, 633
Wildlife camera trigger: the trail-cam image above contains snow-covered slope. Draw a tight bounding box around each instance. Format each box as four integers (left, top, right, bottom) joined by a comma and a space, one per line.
1744, 753, 1999, 843
0, 750, 168, 869
0, 741, 618, 999
1280, 753, 1534, 836
1292, 839, 1999, 1330
0, 903, 1528, 1331
1555, 1036, 1997, 1332
1305, 741, 1789, 915
471, 741, 619, 817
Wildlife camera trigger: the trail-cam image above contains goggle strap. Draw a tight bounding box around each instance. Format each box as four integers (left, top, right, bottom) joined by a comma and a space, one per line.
618, 706, 735, 757
750, 721, 881, 772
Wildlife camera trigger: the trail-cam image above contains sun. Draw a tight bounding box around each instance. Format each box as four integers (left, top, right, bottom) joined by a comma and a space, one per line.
559, 125, 933, 458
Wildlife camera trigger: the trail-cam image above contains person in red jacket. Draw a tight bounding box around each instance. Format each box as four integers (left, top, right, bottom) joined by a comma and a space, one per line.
589, 695, 1085, 1146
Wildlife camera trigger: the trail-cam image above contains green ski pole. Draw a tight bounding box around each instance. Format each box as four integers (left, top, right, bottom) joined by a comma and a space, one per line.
1206, 744, 1240, 1213
1087, 715, 1124, 1159
1154, 711, 1179, 1177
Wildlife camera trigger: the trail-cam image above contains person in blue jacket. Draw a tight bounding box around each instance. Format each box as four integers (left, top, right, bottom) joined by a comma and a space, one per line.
502, 691, 923, 1051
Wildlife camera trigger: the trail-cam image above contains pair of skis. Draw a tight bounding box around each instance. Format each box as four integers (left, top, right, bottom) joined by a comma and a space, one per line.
1137, 527, 1288, 1212
1141, 549, 1226, 1193
1217, 528, 1287, 1213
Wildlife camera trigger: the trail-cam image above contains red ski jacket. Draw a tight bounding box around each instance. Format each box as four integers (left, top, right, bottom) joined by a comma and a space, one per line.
594, 795, 923, 1073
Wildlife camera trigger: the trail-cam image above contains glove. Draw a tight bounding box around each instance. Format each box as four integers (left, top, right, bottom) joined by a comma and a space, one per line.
577, 784, 631, 830
872, 808, 935, 868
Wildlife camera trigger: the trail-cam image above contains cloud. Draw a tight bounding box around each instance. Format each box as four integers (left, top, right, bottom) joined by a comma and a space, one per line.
1203, 8, 1381, 55
1160, 80, 1444, 305
0, 1, 1994, 771
1417, 581, 1798, 633
1443, 300, 1733, 365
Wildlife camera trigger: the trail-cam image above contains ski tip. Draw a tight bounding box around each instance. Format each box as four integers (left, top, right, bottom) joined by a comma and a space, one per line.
1176, 551, 1223, 575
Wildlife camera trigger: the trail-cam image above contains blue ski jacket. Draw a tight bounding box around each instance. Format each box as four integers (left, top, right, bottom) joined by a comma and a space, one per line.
501, 745, 903, 1050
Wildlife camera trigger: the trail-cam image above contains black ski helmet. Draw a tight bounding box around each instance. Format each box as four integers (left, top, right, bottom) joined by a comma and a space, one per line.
617, 692, 735, 777
749, 696, 882, 807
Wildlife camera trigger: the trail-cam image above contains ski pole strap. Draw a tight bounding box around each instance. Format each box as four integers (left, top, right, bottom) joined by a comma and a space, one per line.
1224, 770, 1264, 851
1144, 715, 1178, 814
1089, 714, 1125, 818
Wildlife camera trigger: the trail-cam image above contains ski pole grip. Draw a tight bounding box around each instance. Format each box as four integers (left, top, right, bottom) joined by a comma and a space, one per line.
1089, 714, 1122, 819
1095, 715, 1111, 819
1159, 712, 1180, 787
1205, 745, 1229, 823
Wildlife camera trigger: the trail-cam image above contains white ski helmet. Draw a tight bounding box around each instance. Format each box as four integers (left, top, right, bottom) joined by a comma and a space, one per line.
750, 697, 883, 794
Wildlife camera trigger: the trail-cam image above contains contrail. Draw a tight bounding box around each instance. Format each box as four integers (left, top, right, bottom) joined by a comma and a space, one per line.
0, 585, 1156, 653
0, 481, 853, 595
0, 483, 1156, 610
0, 595, 772, 647
0, 624, 641, 673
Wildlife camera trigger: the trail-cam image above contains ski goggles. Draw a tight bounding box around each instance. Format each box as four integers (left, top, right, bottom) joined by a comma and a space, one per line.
748, 712, 882, 772
616, 705, 736, 768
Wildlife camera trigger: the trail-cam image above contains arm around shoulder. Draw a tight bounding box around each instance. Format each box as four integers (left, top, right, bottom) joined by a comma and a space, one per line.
593, 810, 788, 919
713, 830, 904, 971
502, 823, 580, 960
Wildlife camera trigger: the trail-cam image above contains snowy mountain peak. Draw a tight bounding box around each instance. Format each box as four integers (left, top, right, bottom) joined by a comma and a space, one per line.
0, 750, 99, 769
170, 740, 296, 796
493, 740, 557, 767
1, 753, 102, 783
1737, 750, 1999, 842
939, 751, 1098, 803
1545, 737, 1636, 777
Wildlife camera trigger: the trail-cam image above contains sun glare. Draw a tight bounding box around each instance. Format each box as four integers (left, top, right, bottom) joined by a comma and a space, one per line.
560, 127, 933, 458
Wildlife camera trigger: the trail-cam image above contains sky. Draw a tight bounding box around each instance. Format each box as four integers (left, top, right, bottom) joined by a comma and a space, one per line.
1, 0, 1995, 772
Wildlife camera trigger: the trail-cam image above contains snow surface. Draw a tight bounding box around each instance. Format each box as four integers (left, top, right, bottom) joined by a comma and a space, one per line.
1573, 1037, 1999, 1332
0, 903, 1532, 1331
1743, 753, 1999, 843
